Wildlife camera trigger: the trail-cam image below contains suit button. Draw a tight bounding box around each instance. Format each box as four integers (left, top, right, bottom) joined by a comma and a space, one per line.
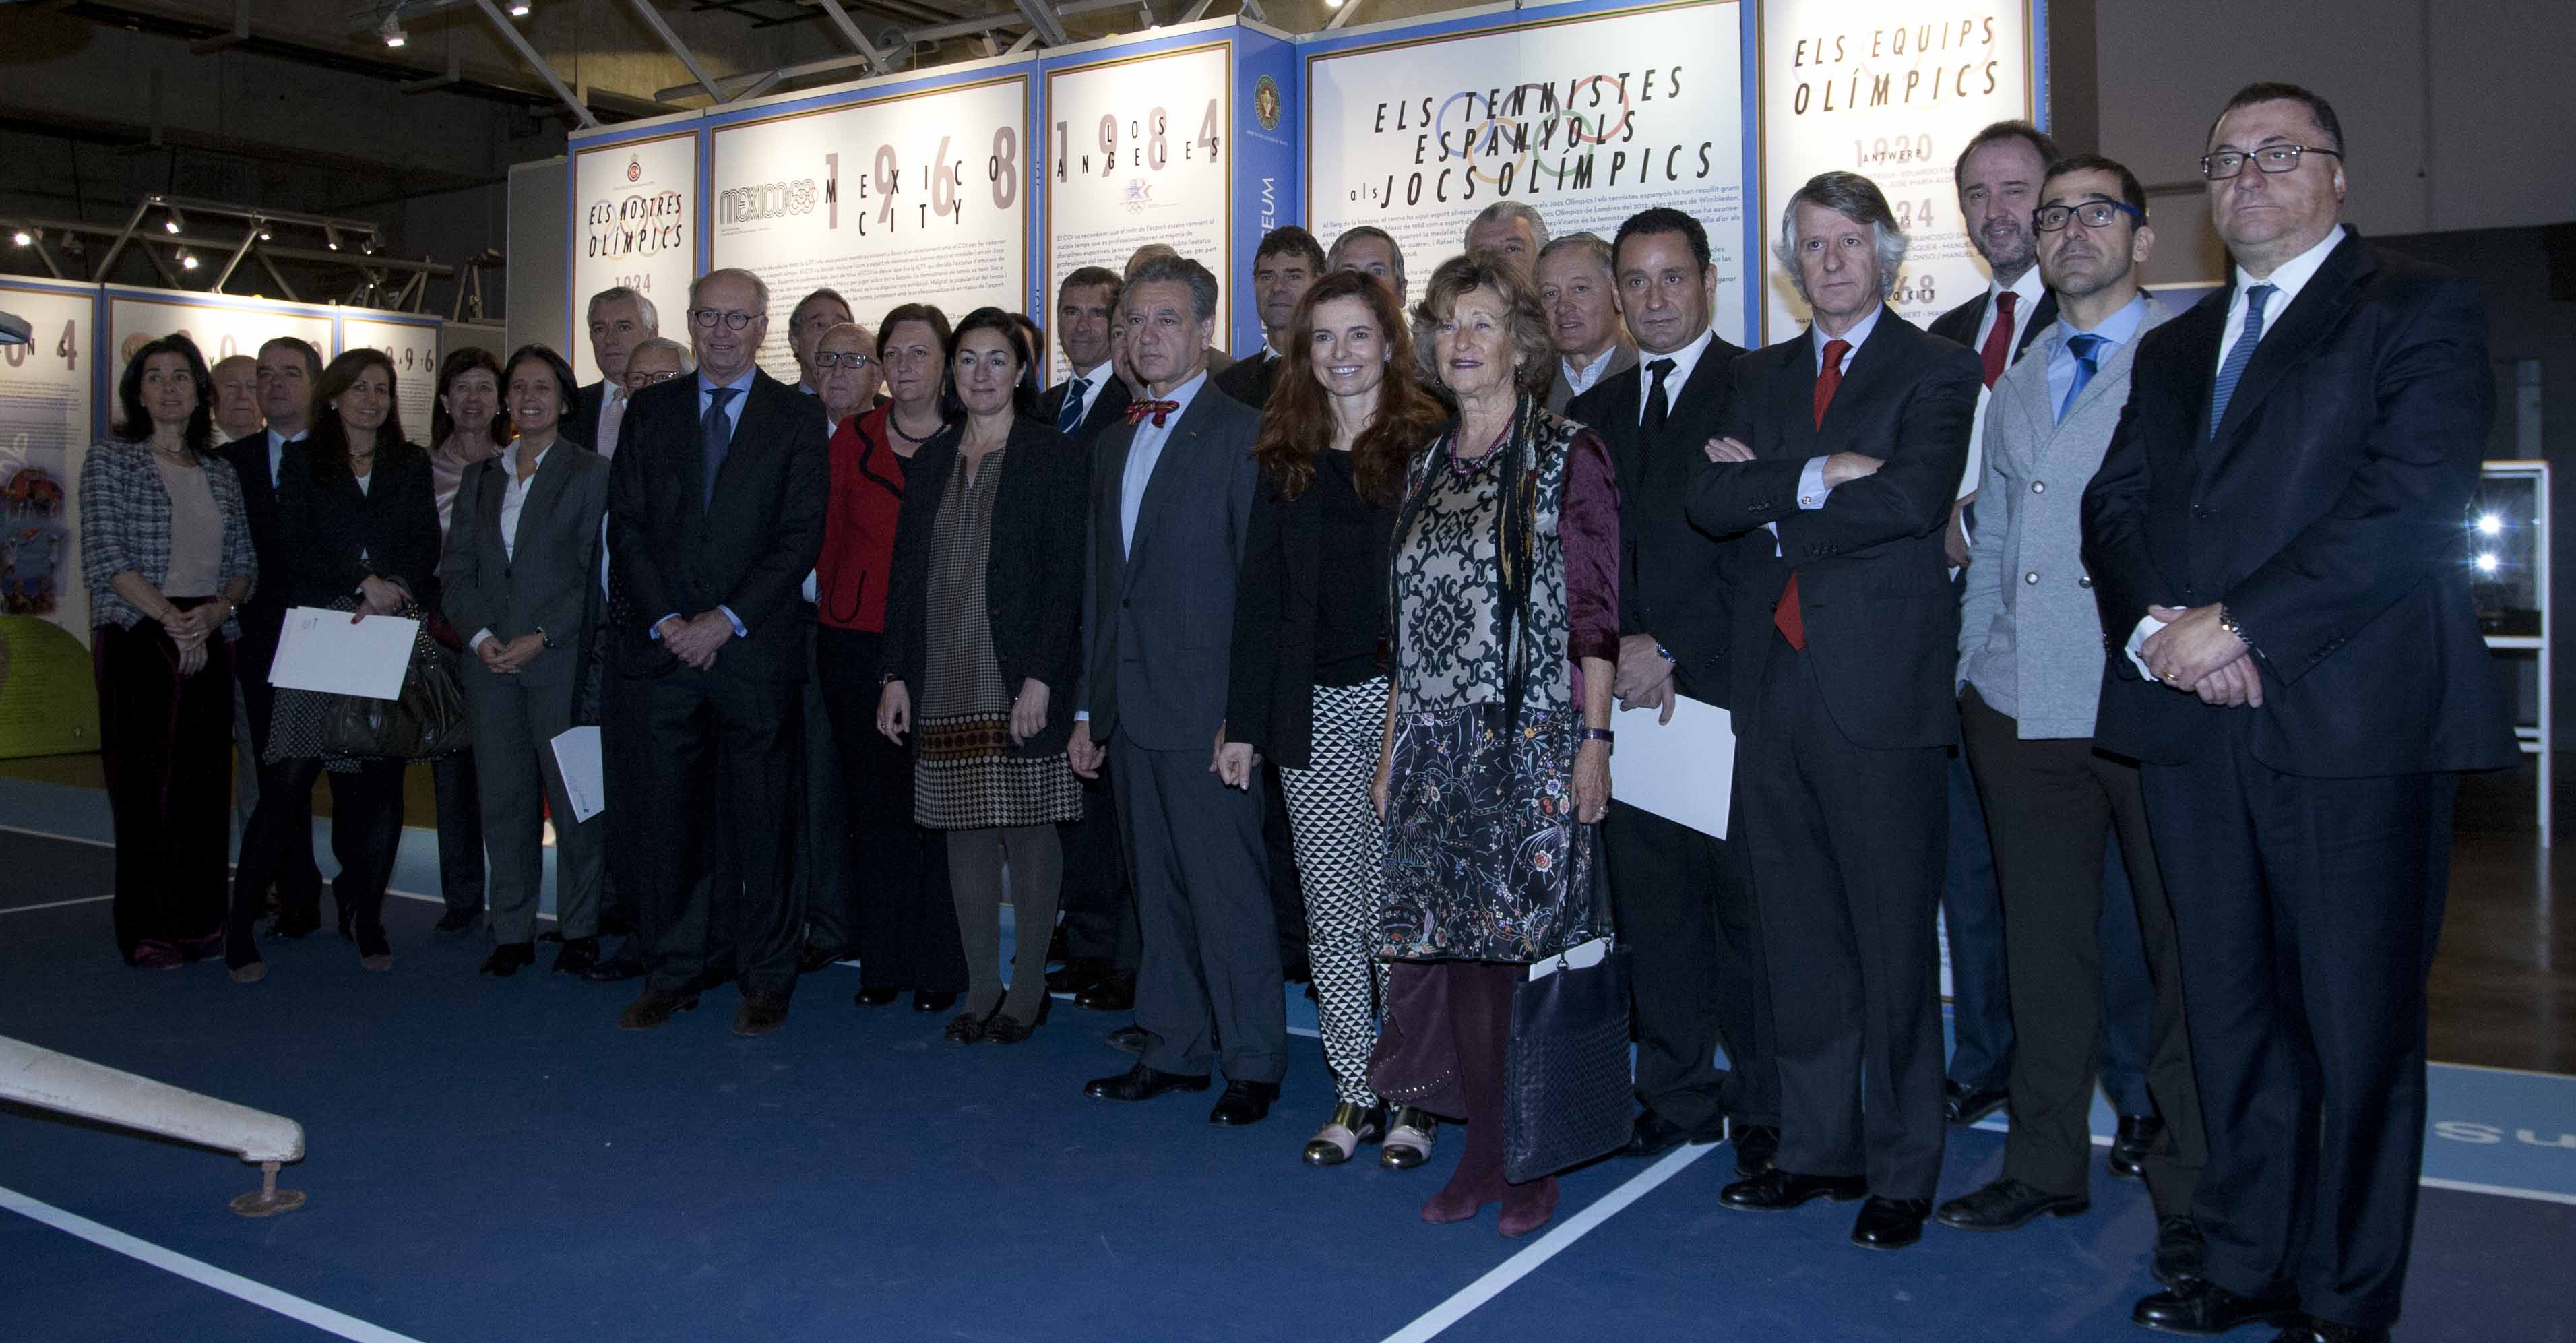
2078, 575, 2093, 589
1798, 494, 1815, 506
1121, 598, 1131, 609
2024, 571, 2040, 585
2030, 480, 2046, 494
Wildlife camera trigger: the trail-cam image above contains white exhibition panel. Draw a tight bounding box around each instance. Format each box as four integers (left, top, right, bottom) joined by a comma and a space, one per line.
0, 281, 96, 639
1757, 1, 2037, 338
1306, 0, 1751, 347
103, 293, 335, 378
568, 129, 697, 385
1044, 40, 1237, 381
338, 316, 446, 441
708, 69, 1035, 385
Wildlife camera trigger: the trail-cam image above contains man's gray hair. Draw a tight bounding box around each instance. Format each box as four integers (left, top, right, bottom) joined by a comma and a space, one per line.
1467, 200, 1550, 252
689, 267, 772, 317
625, 336, 694, 373
587, 285, 660, 334
1327, 225, 1407, 284
1536, 230, 1614, 280
1125, 254, 1220, 325
1771, 170, 1910, 301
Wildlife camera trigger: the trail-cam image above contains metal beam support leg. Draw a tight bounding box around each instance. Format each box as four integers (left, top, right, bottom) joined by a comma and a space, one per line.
210, 226, 259, 292
255, 247, 302, 303
625, 0, 730, 104
1011, 0, 1071, 48
813, 0, 893, 75
93, 199, 155, 284
1325, 0, 1364, 28
470, 0, 599, 129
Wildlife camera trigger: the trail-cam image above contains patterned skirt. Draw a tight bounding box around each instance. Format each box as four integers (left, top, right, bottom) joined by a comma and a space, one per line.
1375, 700, 1604, 964
914, 711, 1083, 830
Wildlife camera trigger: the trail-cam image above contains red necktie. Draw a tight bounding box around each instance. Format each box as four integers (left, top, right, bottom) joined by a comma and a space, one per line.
1978, 291, 2019, 388
1773, 338, 1851, 652
1125, 399, 1180, 428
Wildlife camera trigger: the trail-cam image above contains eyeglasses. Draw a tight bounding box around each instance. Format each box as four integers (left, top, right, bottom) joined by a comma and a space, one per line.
2199, 144, 2340, 180
687, 308, 757, 330
627, 369, 684, 385
814, 350, 873, 369
2034, 199, 2147, 232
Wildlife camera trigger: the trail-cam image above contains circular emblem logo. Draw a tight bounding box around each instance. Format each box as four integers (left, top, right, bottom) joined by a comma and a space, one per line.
1253, 75, 1282, 132
626, 156, 642, 183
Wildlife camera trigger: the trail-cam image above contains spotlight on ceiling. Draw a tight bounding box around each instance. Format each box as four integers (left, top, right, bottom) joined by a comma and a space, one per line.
10, 230, 32, 247
2475, 552, 2502, 575
508, 0, 532, 14
2476, 512, 2504, 537
180, 252, 200, 271
324, 226, 342, 252
379, 10, 408, 47
162, 208, 185, 235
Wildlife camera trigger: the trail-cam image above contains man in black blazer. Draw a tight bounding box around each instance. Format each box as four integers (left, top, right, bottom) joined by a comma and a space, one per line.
1213, 226, 1323, 410
565, 286, 658, 454
2087, 84, 2515, 1342
1687, 171, 1981, 1251
222, 336, 325, 935
1070, 255, 1282, 1125
1567, 207, 1776, 1177
605, 267, 828, 1037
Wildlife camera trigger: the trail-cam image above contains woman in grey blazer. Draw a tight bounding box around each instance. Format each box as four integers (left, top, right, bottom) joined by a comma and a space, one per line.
439, 345, 610, 978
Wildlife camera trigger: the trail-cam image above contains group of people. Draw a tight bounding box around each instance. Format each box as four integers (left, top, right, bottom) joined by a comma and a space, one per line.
79, 80, 2501, 1342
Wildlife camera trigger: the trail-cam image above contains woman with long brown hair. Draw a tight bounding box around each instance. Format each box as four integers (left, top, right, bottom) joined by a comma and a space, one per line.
1218, 268, 1449, 1168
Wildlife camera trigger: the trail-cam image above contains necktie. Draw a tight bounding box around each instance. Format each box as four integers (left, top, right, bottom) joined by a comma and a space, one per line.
701, 385, 739, 509
2208, 283, 2277, 435
1125, 399, 1180, 428
1978, 290, 2019, 387
1641, 357, 1676, 436
1774, 337, 1851, 652
2058, 333, 2107, 423
1057, 378, 1090, 435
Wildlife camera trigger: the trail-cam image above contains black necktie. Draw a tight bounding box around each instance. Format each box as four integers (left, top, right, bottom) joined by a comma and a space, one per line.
1642, 357, 1676, 437
701, 385, 738, 509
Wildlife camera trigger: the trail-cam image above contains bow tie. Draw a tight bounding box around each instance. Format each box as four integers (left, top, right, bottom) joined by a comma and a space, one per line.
1126, 399, 1181, 428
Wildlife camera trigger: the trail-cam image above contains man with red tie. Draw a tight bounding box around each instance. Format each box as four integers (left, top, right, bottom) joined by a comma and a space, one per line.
1687, 171, 1982, 1251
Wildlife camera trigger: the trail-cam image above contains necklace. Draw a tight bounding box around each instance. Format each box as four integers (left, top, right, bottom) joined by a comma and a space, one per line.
889, 413, 942, 445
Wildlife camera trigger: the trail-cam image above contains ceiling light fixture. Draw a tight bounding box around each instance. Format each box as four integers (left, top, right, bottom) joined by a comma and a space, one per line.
324, 226, 342, 252
10, 230, 31, 247
379, 9, 408, 47
508, 0, 532, 15
180, 252, 200, 270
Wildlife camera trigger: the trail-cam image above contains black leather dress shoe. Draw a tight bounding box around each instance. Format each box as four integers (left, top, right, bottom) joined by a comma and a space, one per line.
582, 941, 646, 983
1718, 1168, 1868, 1211
2152, 1216, 2209, 1288
913, 990, 957, 1013
2269, 1318, 2388, 1343
1943, 1078, 2011, 1126
796, 943, 843, 975
2133, 1280, 2301, 1334
2110, 1114, 2165, 1180
1624, 1110, 1726, 1159
268, 916, 317, 940
1047, 957, 1110, 994
478, 943, 536, 977
551, 937, 600, 977
1075, 974, 1135, 1011
1850, 1196, 1932, 1250
434, 907, 483, 937
1209, 1080, 1282, 1125
1105, 1023, 1152, 1054
1085, 1063, 1212, 1102
1935, 1178, 2089, 1232
733, 991, 791, 1036
618, 989, 700, 1030
853, 985, 902, 1007
1732, 1123, 1781, 1177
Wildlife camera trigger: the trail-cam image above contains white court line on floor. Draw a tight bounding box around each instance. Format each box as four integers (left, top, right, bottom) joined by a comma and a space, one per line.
0, 819, 555, 924
0, 821, 111, 848
0, 894, 115, 916
0, 1185, 430, 1343
2421, 1176, 2576, 1208
1381, 1142, 1720, 1343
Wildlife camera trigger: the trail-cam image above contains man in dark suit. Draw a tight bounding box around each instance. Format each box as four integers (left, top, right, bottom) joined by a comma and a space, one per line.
1687, 170, 1982, 1251
1071, 255, 1282, 1125
565, 286, 657, 454
605, 267, 828, 1037
1567, 207, 1776, 1177
1538, 232, 1639, 414
1214, 226, 1324, 410
222, 336, 325, 936
1920, 119, 2062, 1129
2087, 84, 2515, 1342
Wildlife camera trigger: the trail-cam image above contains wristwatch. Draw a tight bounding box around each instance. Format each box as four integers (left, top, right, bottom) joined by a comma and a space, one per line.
2216, 604, 2247, 646
1580, 726, 1616, 749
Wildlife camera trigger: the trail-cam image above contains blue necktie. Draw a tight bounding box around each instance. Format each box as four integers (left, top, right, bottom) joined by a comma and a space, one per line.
2208, 283, 2276, 436
1057, 377, 1089, 435
2058, 333, 2106, 423
701, 385, 739, 509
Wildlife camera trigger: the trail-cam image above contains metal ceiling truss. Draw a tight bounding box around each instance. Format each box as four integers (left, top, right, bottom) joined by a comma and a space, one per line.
7, 194, 464, 313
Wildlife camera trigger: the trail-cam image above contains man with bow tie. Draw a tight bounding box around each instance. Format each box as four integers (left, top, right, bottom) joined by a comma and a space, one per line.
1070, 254, 1284, 1126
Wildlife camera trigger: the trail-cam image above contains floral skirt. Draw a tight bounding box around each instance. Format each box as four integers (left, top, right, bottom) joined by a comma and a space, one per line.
1375, 701, 1604, 964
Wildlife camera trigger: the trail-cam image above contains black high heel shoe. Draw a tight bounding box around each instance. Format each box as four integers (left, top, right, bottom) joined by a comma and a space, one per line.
944, 1007, 995, 1044
985, 993, 1052, 1045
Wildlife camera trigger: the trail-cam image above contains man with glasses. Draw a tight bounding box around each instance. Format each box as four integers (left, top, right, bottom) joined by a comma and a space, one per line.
570, 286, 658, 455
785, 287, 854, 396
1935, 156, 2207, 1295
605, 267, 829, 1038
2085, 84, 2513, 1342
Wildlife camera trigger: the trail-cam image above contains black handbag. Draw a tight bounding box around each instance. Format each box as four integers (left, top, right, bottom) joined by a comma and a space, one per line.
317, 601, 472, 760
1503, 937, 1635, 1183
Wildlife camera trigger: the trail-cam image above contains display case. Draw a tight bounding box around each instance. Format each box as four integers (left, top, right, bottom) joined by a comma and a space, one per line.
2474, 460, 2549, 845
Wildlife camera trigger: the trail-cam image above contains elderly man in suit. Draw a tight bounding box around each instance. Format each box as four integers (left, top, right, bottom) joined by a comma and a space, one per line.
606, 266, 828, 1037
1070, 254, 1282, 1125
1688, 170, 1981, 1251
1932, 155, 2207, 1288
2088, 84, 2514, 1342
1538, 232, 1638, 415
1568, 207, 1777, 1177
567, 286, 657, 454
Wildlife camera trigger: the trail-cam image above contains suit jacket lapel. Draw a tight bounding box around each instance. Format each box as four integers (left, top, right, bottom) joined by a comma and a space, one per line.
1664, 348, 1730, 445
1127, 399, 1204, 568
514, 447, 573, 559
2212, 235, 2370, 447
1815, 311, 1902, 448
1773, 340, 1820, 461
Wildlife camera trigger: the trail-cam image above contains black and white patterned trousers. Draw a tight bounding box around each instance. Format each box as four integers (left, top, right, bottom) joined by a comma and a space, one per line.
1276, 677, 1393, 1106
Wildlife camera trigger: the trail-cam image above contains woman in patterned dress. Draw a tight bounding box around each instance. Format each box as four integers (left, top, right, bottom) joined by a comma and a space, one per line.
1219, 269, 1451, 1170
1367, 251, 1621, 1237
875, 307, 1089, 1045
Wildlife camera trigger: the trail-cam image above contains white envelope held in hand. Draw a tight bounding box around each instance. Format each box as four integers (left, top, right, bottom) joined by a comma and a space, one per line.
267, 606, 418, 701
1609, 693, 1736, 840
549, 726, 606, 823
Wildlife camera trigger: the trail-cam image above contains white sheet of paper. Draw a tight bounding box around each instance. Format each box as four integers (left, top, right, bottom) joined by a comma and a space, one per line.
1610, 693, 1735, 840
266, 606, 418, 701
550, 726, 605, 823
1527, 937, 1612, 982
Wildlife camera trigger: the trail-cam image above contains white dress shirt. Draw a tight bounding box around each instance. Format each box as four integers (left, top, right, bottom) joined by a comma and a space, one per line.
1633, 327, 1716, 425
1061, 360, 1114, 429
1559, 340, 1623, 399
1119, 368, 1207, 554
1761, 309, 1880, 553
1960, 266, 2048, 501
470, 443, 552, 651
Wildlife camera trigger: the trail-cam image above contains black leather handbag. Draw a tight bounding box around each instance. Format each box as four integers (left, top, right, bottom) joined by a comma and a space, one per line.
1503, 936, 1634, 1183
317, 601, 472, 760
